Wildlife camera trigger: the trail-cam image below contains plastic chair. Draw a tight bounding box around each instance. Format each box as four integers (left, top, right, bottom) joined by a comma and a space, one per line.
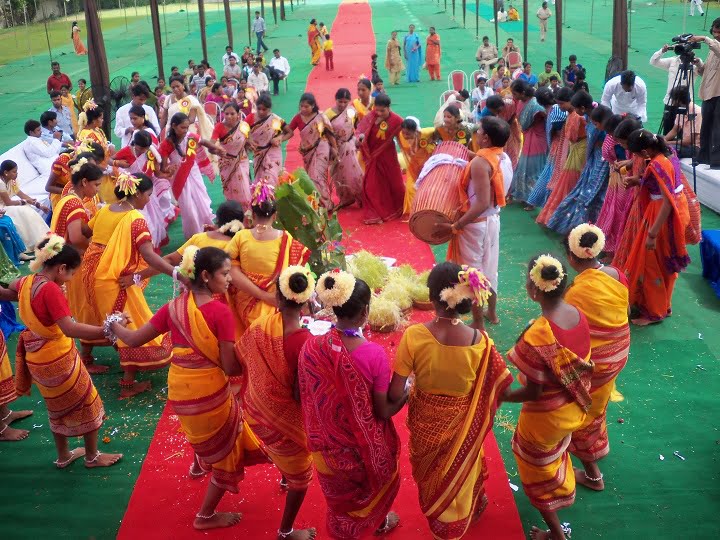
505, 51, 523, 70
470, 70, 486, 87
439, 90, 455, 106
204, 101, 220, 122
447, 70, 468, 92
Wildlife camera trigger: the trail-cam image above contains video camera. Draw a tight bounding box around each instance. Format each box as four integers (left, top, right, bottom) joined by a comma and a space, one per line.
672, 34, 701, 63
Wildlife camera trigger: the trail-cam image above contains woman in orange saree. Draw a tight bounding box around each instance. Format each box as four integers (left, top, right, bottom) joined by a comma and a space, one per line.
326, 89, 364, 209
398, 117, 436, 217
71, 22, 87, 55
502, 255, 593, 540
225, 182, 309, 338
110, 247, 266, 531
621, 130, 690, 326
299, 271, 403, 539
563, 224, 630, 491
12, 236, 122, 468
389, 263, 512, 539
238, 266, 318, 539
308, 19, 323, 65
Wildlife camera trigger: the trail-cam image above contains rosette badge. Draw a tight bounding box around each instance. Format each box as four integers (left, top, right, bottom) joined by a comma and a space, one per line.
271, 118, 282, 132
347, 108, 356, 120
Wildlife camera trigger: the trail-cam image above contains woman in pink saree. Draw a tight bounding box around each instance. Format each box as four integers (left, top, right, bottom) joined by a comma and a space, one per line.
204, 102, 252, 210
326, 88, 364, 209
284, 93, 337, 209
248, 93, 286, 185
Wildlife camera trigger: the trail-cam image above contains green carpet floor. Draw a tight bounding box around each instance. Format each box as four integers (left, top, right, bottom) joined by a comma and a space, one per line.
1, 1, 719, 538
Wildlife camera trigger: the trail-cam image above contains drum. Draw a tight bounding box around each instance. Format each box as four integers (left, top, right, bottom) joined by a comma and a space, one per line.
409, 141, 471, 245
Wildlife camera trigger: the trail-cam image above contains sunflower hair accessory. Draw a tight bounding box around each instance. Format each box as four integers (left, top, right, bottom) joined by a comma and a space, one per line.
83, 98, 98, 111
217, 220, 243, 235
279, 265, 316, 304
71, 157, 88, 174
568, 224, 605, 259
316, 269, 356, 308
529, 255, 565, 292
116, 173, 141, 198
179, 245, 199, 280
29, 234, 66, 272
439, 266, 492, 308
251, 180, 275, 206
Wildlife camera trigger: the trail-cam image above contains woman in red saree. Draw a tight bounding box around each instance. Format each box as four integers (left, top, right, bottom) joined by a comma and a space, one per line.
358, 94, 405, 225
621, 130, 690, 325
284, 93, 337, 209
110, 247, 266, 531
238, 266, 318, 539
563, 224, 630, 492
299, 271, 404, 539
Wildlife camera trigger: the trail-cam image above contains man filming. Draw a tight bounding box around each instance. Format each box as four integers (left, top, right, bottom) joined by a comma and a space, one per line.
691, 19, 720, 168
650, 44, 696, 134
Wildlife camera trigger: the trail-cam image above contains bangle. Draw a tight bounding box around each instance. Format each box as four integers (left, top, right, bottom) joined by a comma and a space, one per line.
102, 313, 124, 345
133, 273, 142, 287
172, 266, 179, 281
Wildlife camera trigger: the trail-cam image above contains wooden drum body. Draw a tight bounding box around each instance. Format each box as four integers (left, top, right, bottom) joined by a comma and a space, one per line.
409, 141, 471, 245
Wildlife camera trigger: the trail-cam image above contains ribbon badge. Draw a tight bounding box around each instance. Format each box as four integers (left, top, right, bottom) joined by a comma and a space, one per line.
271, 118, 282, 132
317, 121, 325, 136
240, 122, 251, 137
346, 108, 356, 120
186, 137, 197, 158
179, 98, 191, 114
145, 151, 156, 173
457, 130, 467, 146
377, 121, 388, 140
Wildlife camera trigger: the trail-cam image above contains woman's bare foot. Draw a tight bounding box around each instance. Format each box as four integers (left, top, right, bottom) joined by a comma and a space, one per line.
189, 460, 208, 479
54, 447, 86, 468
574, 467, 604, 491
484, 310, 500, 325
85, 451, 123, 468
530, 526, 552, 540
119, 380, 152, 399
279, 476, 289, 491
83, 357, 110, 375
193, 512, 243, 530
5, 409, 33, 423
374, 511, 400, 535
471, 495, 489, 525
278, 528, 317, 539
631, 317, 659, 327
0, 425, 30, 441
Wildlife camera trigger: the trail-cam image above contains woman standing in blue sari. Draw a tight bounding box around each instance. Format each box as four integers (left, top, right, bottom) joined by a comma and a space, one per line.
404, 25, 422, 83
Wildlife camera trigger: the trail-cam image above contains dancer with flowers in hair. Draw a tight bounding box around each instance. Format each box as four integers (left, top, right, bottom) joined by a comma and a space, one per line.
563, 223, 630, 492
502, 254, 593, 540
298, 270, 403, 538
247, 93, 287, 185
439, 116, 513, 325
87, 173, 180, 397
12, 235, 123, 467
238, 265, 318, 540
77, 100, 116, 202
161, 112, 215, 239
225, 181, 309, 337
47, 141, 105, 209
389, 261, 513, 538
621, 130, 690, 325
110, 246, 266, 530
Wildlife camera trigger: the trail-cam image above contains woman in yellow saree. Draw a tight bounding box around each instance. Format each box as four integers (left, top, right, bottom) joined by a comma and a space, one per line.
563, 224, 630, 492
389, 263, 512, 539
110, 247, 266, 531
12, 236, 122, 468
89, 174, 180, 398
238, 266, 318, 540
225, 182, 309, 338
398, 116, 436, 217
77, 100, 116, 203
502, 254, 593, 540
308, 19, 322, 65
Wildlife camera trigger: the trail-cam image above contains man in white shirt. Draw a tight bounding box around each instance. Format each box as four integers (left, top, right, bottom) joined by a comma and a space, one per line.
221, 45, 240, 67
114, 85, 161, 147
223, 55, 243, 80
253, 11, 268, 54
268, 48, 291, 95
22, 119, 61, 178
247, 63, 269, 93
650, 44, 696, 134
601, 70, 648, 122
537, 2, 552, 42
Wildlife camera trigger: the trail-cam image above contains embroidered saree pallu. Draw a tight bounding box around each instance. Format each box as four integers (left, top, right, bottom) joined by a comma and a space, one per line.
299, 330, 401, 540
407, 341, 512, 540
250, 114, 285, 185
298, 114, 333, 208
508, 317, 593, 512
15, 276, 104, 436
167, 293, 266, 492
328, 107, 364, 206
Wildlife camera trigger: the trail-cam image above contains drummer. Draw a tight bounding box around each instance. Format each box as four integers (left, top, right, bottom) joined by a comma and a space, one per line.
435, 116, 513, 326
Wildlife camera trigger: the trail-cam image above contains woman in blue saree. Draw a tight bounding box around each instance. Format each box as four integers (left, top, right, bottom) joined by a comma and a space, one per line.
404, 25, 422, 83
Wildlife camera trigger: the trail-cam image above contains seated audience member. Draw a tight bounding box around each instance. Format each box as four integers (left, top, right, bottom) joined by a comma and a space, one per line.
664, 85, 702, 159
40, 111, 72, 146
268, 49, 291, 96
247, 63, 269, 94
48, 91, 75, 139
538, 60, 562, 87
471, 76, 494, 110
223, 55, 244, 80
22, 120, 62, 177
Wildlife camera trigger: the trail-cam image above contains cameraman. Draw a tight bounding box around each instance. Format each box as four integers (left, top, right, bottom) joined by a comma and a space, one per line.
650, 44, 695, 134
691, 18, 720, 168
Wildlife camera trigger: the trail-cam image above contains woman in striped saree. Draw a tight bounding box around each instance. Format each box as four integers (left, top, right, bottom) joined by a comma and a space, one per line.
238, 266, 318, 540
564, 224, 630, 491
110, 247, 266, 530
502, 254, 593, 540
298, 271, 403, 539
13, 236, 122, 467
390, 262, 512, 539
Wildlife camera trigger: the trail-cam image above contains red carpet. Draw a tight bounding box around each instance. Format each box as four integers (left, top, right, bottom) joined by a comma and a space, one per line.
118, 1, 524, 538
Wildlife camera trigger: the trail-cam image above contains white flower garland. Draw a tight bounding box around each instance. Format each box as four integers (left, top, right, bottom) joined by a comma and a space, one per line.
568, 223, 605, 259
278, 265, 315, 304
529, 254, 565, 292
316, 270, 356, 308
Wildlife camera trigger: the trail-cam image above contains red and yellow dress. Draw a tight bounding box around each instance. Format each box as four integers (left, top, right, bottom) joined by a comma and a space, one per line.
77, 126, 116, 203
49, 153, 73, 209
0, 331, 16, 409
398, 127, 436, 216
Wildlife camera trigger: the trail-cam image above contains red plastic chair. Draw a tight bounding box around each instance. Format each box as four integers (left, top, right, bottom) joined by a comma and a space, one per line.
204, 101, 220, 122
439, 90, 455, 106
447, 69, 468, 92
505, 51, 523, 70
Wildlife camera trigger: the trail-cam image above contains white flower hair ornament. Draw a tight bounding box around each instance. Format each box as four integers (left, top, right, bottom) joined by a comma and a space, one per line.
71, 157, 88, 174
279, 265, 316, 304
568, 223, 605, 259
529, 255, 565, 292
29, 234, 66, 272
217, 219, 243, 235
179, 245, 199, 280
439, 265, 492, 308
315, 269, 356, 307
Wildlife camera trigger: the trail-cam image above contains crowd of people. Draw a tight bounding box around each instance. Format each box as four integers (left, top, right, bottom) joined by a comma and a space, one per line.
0, 8, 716, 540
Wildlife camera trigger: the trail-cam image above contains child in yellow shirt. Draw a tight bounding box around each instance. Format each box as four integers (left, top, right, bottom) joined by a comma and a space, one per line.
323, 34, 334, 71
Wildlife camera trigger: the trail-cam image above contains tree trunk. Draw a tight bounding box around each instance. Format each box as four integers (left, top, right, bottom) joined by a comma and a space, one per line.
83, 0, 111, 136
198, 0, 208, 61
556, 0, 563, 71
612, 0, 628, 69
224, 0, 233, 48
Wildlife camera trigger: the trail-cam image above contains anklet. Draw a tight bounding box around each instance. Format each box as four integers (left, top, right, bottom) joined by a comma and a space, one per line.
85, 451, 101, 463
119, 379, 135, 388
585, 472, 604, 482
195, 512, 216, 520
1, 409, 12, 422
0, 424, 8, 435
277, 529, 294, 539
